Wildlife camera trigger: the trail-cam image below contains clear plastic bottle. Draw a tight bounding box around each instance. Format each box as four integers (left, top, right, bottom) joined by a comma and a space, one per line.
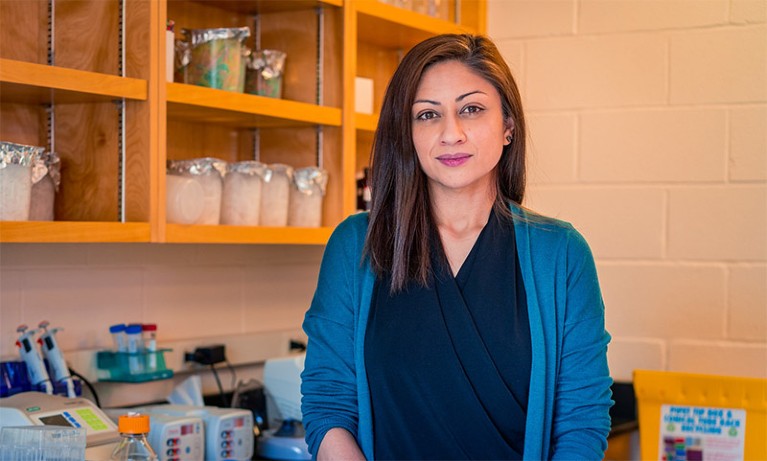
110, 413, 158, 461
142, 323, 158, 371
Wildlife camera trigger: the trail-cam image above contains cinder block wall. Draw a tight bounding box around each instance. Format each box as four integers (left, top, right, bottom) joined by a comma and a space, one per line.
488, 0, 767, 380
0, 244, 322, 357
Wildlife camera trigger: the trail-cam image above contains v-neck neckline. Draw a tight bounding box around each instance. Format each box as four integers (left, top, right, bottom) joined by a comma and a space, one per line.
434, 208, 495, 282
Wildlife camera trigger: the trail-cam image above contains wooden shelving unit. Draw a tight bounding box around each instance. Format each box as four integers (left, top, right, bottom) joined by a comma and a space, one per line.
165, 224, 333, 245
0, 0, 485, 245
0, 0, 156, 243
166, 83, 341, 128
355, 113, 379, 133
0, 59, 148, 104
0, 222, 151, 243
355, 0, 475, 49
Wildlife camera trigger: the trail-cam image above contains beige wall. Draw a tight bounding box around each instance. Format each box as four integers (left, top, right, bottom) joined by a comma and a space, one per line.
488, 0, 767, 381
0, 244, 321, 357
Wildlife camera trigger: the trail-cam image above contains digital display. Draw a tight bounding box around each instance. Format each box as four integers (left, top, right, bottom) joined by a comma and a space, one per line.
234, 417, 244, 428
39, 414, 73, 427
181, 424, 193, 435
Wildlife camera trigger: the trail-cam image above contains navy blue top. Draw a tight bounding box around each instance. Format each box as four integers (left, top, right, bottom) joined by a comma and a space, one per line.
365, 210, 531, 460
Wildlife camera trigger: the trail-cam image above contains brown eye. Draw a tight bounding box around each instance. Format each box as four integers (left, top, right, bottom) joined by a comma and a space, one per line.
416, 111, 439, 121
461, 105, 484, 115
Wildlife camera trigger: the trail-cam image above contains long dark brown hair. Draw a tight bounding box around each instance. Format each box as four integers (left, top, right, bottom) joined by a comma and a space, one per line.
364, 34, 527, 293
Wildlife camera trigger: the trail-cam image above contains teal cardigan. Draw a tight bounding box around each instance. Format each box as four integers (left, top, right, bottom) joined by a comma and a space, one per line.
301, 206, 613, 460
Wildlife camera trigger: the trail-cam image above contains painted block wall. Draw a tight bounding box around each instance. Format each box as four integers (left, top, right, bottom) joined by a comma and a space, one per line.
0, 244, 322, 401
488, 0, 767, 381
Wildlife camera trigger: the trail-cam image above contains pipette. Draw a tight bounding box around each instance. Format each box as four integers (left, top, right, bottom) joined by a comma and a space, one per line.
37, 320, 77, 398
15, 324, 53, 395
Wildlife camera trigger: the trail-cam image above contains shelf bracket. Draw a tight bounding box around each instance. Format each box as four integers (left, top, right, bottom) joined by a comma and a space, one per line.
316, 6, 325, 170
117, 0, 126, 222
47, 0, 55, 66
46, 0, 55, 155
252, 13, 261, 162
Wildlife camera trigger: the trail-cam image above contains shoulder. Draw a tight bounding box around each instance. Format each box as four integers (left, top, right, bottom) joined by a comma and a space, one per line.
336, 211, 370, 233
323, 212, 369, 262
329, 212, 369, 244
510, 203, 594, 261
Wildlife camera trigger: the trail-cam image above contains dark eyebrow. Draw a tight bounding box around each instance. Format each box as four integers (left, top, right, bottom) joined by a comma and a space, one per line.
456, 90, 485, 101
413, 90, 486, 106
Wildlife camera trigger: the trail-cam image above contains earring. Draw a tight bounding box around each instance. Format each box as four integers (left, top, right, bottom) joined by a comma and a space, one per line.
505, 135, 513, 144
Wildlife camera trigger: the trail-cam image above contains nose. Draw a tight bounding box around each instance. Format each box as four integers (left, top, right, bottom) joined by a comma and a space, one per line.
440, 113, 466, 145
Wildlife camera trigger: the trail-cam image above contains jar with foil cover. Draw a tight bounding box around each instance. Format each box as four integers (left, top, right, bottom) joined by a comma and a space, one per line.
166, 158, 226, 225
182, 27, 250, 92
288, 167, 328, 228
29, 150, 61, 221
221, 161, 266, 226
165, 174, 205, 225
259, 164, 293, 227
0, 141, 47, 221
110, 413, 157, 461
244, 49, 286, 98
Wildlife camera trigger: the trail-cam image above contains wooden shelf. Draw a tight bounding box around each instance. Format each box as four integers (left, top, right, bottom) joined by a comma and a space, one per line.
0, 222, 151, 243
355, 0, 475, 49
0, 59, 148, 104
189, 0, 342, 14
355, 112, 379, 132
166, 83, 342, 128
165, 224, 333, 244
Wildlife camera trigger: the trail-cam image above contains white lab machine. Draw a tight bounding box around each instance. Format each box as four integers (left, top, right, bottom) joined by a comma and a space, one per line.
136, 404, 253, 461
0, 392, 120, 460
105, 409, 205, 461
263, 354, 305, 427
259, 353, 311, 461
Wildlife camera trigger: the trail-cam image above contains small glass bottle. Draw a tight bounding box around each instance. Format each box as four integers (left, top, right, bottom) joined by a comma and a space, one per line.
110, 413, 158, 461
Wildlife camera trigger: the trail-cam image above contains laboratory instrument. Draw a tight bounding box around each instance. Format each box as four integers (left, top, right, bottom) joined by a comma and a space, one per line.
37, 320, 77, 398
136, 405, 253, 461
106, 409, 205, 461
258, 354, 311, 460
15, 324, 53, 395
0, 391, 121, 460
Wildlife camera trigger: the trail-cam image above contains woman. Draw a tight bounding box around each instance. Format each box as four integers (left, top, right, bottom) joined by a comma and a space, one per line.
301, 34, 612, 460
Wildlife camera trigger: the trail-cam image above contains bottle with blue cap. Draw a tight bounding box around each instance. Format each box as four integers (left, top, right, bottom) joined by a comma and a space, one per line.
125, 324, 144, 375
110, 324, 128, 352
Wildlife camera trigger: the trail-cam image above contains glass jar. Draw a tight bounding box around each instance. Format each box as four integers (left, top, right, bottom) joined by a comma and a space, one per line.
110, 413, 158, 461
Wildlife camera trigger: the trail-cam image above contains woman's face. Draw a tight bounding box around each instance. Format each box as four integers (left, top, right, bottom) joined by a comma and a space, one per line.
411, 60, 512, 198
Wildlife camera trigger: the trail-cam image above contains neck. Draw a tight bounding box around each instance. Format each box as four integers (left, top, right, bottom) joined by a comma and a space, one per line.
430, 184, 495, 238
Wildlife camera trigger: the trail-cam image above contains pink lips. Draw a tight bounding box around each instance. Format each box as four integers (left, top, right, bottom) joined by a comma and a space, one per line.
436, 154, 471, 167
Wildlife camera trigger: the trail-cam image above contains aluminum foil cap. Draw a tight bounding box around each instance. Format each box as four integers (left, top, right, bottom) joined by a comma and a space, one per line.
293, 166, 328, 196
38, 150, 62, 190
167, 157, 227, 177
182, 27, 250, 47
226, 160, 267, 177
1, 141, 44, 168
262, 163, 294, 183
246, 49, 287, 79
